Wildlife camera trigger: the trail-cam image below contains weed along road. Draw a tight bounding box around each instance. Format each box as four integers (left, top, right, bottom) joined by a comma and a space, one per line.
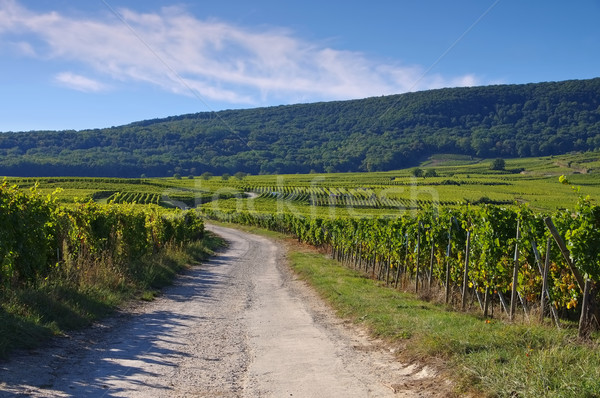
0, 225, 441, 397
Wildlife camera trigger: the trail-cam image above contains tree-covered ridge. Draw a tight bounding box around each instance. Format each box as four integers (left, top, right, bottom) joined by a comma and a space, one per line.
1, 78, 599, 177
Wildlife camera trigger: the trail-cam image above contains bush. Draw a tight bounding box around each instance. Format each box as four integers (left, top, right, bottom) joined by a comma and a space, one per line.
412, 168, 424, 177
491, 158, 506, 171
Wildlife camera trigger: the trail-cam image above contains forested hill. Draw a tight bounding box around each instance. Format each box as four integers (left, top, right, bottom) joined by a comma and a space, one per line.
2, 77, 600, 177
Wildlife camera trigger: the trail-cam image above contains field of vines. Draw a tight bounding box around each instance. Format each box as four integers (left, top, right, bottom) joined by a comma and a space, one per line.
4, 153, 600, 332
246, 184, 503, 208
0, 181, 204, 290
107, 191, 161, 205
4, 154, 600, 396
202, 191, 600, 335
6, 153, 600, 213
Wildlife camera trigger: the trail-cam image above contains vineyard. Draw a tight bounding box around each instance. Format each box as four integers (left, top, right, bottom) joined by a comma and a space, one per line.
0, 181, 204, 290
5, 153, 600, 214
251, 185, 419, 208
202, 189, 600, 336
245, 184, 505, 208
107, 191, 161, 205
3, 154, 600, 337
3, 155, 600, 395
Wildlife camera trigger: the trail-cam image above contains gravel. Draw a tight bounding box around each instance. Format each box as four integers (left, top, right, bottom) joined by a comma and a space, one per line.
0, 224, 447, 397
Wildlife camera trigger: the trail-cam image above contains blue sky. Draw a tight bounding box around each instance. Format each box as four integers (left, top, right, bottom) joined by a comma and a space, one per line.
0, 0, 599, 132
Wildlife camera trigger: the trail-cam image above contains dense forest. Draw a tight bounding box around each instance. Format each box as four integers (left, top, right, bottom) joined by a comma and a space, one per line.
1, 77, 600, 177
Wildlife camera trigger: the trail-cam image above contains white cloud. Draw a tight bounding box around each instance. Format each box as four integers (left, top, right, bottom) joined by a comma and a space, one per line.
54, 72, 109, 92
0, 0, 480, 105
6, 40, 35, 56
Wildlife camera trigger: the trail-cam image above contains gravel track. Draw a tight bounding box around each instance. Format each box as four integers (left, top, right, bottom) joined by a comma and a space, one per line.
0, 224, 445, 397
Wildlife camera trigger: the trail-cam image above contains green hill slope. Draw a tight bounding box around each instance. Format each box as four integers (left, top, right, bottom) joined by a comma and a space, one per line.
1, 77, 600, 177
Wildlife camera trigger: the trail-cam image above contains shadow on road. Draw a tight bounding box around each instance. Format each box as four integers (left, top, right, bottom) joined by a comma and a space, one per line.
0, 254, 234, 397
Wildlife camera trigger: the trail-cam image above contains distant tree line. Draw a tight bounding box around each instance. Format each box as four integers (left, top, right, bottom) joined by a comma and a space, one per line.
1, 78, 599, 177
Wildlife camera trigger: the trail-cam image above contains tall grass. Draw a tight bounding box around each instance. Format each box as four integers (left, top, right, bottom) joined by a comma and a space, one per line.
0, 233, 224, 358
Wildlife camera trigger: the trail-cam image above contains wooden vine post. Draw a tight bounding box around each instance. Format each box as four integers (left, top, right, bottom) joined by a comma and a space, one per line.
510, 220, 520, 322
445, 223, 453, 304
543, 218, 585, 290
428, 241, 435, 290
539, 237, 560, 328
394, 233, 407, 289
461, 230, 471, 310
415, 225, 421, 293
385, 240, 392, 286
403, 234, 410, 288
539, 238, 549, 321
529, 233, 560, 329
579, 278, 592, 339
544, 217, 596, 338
483, 286, 490, 317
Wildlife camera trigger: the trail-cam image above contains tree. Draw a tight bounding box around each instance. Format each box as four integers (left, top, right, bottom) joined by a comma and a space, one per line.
491, 158, 506, 171
412, 168, 424, 178
0, 78, 599, 177
201, 172, 213, 180
234, 171, 248, 180
221, 173, 231, 181
424, 169, 438, 178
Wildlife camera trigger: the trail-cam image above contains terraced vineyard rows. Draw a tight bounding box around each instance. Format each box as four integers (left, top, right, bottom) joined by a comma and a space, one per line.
245, 185, 459, 209
107, 191, 161, 205
6, 153, 600, 212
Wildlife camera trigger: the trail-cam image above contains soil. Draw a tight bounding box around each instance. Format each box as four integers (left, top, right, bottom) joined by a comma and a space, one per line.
0, 224, 452, 397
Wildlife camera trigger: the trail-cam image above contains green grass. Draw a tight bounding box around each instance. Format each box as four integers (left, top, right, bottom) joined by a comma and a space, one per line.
0, 232, 225, 358
288, 249, 600, 397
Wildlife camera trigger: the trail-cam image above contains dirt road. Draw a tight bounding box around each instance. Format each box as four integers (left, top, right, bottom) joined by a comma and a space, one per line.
0, 225, 443, 397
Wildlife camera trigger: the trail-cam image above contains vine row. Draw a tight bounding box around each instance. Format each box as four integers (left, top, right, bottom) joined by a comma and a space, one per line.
202, 196, 600, 326
0, 182, 204, 289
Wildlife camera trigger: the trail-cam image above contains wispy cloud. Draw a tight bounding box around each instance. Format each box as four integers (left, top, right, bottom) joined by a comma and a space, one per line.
54, 72, 109, 93
0, 0, 480, 106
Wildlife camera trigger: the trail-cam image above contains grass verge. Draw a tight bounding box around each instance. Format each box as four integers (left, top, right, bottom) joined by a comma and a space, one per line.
0, 232, 225, 359
288, 249, 600, 397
